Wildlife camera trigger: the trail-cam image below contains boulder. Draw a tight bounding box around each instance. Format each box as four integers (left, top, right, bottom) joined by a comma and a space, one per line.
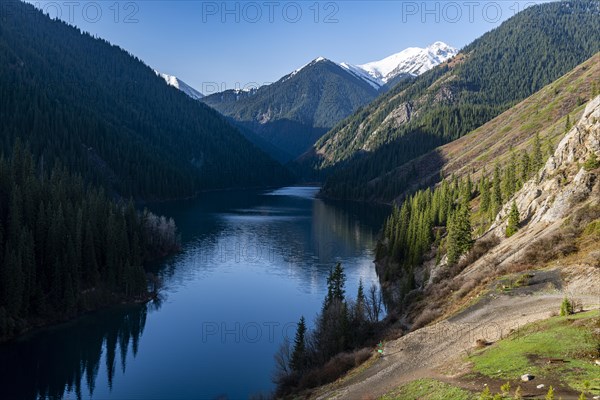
521, 374, 534, 382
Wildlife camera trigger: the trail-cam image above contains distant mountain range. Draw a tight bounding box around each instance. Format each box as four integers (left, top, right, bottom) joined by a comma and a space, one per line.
202, 57, 379, 163
200, 42, 456, 163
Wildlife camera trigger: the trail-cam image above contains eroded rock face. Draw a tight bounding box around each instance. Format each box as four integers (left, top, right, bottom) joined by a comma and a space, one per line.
491, 96, 600, 234
381, 102, 412, 129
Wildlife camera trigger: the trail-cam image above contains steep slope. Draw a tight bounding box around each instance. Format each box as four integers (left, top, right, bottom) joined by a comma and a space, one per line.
202, 58, 379, 162
0, 0, 290, 200
157, 72, 204, 100
371, 59, 600, 311
310, 0, 600, 201
353, 53, 600, 203
492, 95, 600, 235
310, 96, 600, 400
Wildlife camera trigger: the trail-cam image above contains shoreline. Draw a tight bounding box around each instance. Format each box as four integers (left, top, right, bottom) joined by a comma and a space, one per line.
0, 291, 158, 345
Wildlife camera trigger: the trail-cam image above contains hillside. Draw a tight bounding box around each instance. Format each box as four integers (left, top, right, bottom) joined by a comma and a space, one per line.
308, 0, 600, 201
283, 57, 600, 399
309, 94, 600, 400
0, 0, 290, 200
344, 52, 600, 203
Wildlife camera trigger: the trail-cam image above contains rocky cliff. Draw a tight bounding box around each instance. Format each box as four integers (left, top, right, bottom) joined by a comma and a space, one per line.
492, 95, 600, 234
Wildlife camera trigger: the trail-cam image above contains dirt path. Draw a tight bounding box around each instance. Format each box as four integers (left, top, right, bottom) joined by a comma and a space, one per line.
313, 293, 600, 400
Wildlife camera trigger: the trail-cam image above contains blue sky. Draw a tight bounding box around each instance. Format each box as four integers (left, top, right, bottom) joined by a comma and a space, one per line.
26, 1, 546, 95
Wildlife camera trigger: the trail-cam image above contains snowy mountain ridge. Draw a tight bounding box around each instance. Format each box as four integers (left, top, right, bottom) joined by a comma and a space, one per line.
354, 41, 458, 85
289, 41, 457, 89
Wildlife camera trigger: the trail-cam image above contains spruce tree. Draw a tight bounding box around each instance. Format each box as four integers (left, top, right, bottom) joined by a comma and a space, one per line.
491, 164, 503, 218
506, 202, 520, 237
447, 205, 473, 265
324, 263, 346, 309
479, 175, 491, 214
355, 279, 366, 323
290, 316, 307, 372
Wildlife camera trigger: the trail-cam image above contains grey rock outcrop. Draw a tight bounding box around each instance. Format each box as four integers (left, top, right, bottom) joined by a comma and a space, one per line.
491, 96, 600, 235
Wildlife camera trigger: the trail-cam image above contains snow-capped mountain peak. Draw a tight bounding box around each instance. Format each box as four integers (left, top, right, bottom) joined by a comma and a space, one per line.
338, 62, 383, 90
296, 56, 329, 72
155, 71, 204, 100
282, 56, 331, 82
340, 41, 458, 88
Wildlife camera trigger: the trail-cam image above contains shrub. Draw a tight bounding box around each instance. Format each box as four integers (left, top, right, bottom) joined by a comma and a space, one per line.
560, 297, 574, 316
297, 348, 372, 390
583, 220, 600, 238
479, 386, 492, 400
411, 308, 442, 330
460, 236, 501, 268
455, 278, 479, 299
514, 386, 523, 400
583, 153, 599, 171
522, 232, 578, 265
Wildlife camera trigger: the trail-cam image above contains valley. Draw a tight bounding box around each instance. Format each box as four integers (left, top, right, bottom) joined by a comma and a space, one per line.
0, 0, 599, 399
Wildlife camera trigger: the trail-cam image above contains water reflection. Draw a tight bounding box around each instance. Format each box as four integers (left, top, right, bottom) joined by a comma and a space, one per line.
0, 188, 388, 399
0, 302, 155, 400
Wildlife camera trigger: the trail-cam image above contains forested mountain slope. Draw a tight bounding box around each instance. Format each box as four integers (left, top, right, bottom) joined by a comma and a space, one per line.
0, 142, 179, 339
343, 53, 600, 203
0, 0, 290, 200
375, 93, 600, 321
307, 0, 600, 201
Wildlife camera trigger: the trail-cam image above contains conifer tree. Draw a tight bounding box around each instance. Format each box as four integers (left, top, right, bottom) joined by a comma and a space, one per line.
355, 279, 366, 323
324, 263, 346, 309
479, 174, 491, 214
506, 201, 520, 237
447, 204, 473, 265
491, 164, 503, 218
520, 150, 531, 182
290, 316, 307, 372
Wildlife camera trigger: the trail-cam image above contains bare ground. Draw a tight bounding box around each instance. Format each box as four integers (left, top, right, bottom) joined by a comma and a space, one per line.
312, 289, 600, 400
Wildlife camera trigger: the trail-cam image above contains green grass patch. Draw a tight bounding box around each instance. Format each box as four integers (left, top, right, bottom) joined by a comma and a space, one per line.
469, 310, 600, 395
582, 220, 600, 237
379, 378, 475, 400
521, 121, 542, 132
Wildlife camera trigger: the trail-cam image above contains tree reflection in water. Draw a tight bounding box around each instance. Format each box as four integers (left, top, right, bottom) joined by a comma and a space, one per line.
0, 299, 161, 400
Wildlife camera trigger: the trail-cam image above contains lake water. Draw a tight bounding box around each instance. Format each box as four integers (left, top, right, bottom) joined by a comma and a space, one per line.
0, 187, 388, 399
